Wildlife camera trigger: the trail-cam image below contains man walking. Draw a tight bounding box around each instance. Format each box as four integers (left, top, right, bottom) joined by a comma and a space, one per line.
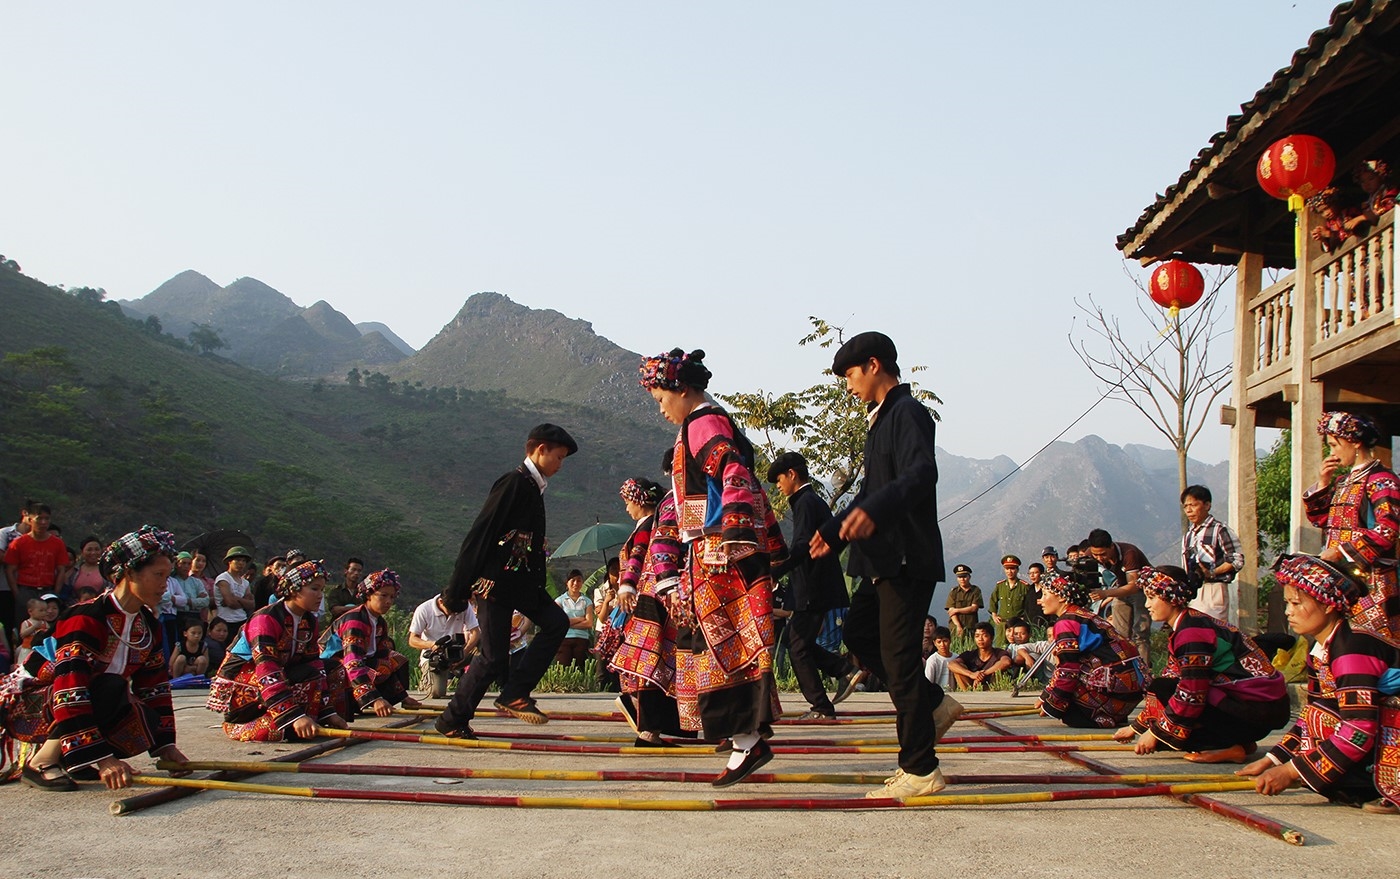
812, 332, 961, 798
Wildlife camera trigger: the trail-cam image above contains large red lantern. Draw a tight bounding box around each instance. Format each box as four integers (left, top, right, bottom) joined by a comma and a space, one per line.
1256, 134, 1336, 202
1149, 260, 1204, 319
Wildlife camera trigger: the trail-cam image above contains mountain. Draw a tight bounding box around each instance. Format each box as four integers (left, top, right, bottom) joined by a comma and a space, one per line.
930, 435, 1230, 618
384, 292, 655, 422
120, 273, 408, 378
356, 322, 416, 356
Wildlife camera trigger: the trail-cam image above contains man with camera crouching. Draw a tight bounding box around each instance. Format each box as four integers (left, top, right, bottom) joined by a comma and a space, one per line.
409, 592, 481, 699
1084, 528, 1153, 665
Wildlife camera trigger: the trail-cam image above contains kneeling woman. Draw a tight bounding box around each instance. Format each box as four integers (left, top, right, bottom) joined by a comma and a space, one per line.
324, 569, 422, 720
1237, 555, 1400, 814
1114, 566, 1290, 763
1037, 573, 1148, 729
207, 559, 347, 742
1, 526, 190, 791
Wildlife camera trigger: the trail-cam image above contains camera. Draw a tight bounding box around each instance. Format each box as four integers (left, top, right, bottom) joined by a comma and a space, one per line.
1054, 556, 1102, 592
423, 633, 469, 673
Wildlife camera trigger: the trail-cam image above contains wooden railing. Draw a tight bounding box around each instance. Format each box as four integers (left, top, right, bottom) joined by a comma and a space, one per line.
1314, 210, 1394, 347
1248, 273, 1295, 376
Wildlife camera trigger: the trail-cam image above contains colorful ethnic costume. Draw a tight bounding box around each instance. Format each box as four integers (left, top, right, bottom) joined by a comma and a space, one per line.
1266, 618, 1400, 807
208, 601, 336, 742
1040, 608, 1147, 728
322, 604, 411, 721
1303, 457, 1400, 641
611, 493, 688, 735
1129, 608, 1290, 751
0, 593, 175, 771
670, 404, 787, 738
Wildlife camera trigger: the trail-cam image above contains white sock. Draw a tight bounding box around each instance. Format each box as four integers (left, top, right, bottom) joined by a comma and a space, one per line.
725, 732, 762, 769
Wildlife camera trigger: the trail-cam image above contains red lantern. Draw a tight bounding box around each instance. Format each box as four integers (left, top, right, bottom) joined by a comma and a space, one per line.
1149, 260, 1204, 318
1256, 134, 1335, 201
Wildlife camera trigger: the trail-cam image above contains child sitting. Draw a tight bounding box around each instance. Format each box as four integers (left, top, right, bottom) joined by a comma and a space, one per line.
205, 617, 231, 672
16, 595, 60, 667
170, 618, 210, 677
923, 625, 955, 689
1006, 617, 1055, 684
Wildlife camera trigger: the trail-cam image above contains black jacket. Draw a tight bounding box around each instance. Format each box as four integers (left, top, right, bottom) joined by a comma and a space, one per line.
772, 484, 850, 612
442, 466, 547, 612
819, 383, 945, 583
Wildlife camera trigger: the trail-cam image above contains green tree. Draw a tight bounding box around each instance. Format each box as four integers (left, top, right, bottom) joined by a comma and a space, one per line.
1255, 430, 1291, 554
188, 323, 227, 355
346, 367, 362, 387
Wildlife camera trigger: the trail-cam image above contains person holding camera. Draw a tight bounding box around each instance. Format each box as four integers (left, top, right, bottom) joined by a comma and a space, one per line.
1085, 528, 1152, 664
409, 592, 481, 699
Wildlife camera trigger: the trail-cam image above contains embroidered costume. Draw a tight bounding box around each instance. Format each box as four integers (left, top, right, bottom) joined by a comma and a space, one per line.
1040, 608, 1147, 729
209, 601, 335, 742
323, 604, 410, 720
1304, 455, 1400, 641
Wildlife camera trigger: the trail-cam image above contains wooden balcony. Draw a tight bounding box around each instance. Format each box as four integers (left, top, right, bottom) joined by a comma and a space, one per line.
1244, 210, 1396, 407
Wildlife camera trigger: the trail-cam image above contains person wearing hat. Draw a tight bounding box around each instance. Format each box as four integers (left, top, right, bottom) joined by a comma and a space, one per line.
1304, 411, 1400, 641
173, 551, 210, 622
208, 559, 348, 742
767, 451, 855, 719
639, 348, 787, 787
945, 565, 982, 639
213, 545, 256, 641
1036, 571, 1146, 729
989, 554, 1030, 648
4, 526, 192, 791
435, 423, 578, 737
1113, 565, 1289, 764
811, 331, 958, 799
1237, 554, 1400, 814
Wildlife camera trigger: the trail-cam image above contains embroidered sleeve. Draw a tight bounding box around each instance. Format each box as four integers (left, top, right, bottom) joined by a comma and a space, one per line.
649, 496, 683, 594
618, 518, 653, 595
1346, 471, 1400, 565
1292, 648, 1388, 793
1150, 619, 1217, 747
336, 611, 385, 708
1040, 618, 1082, 718
247, 611, 305, 729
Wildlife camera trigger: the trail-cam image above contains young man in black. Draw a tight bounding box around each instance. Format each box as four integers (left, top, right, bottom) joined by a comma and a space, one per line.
811, 332, 961, 798
768, 451, 853, 719
435, 424, 577, 738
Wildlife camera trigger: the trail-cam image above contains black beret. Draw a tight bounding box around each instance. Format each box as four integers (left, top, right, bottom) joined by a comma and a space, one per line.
528, 423, 578, 456
831, 331, 898, 376
766, 451, 808, 484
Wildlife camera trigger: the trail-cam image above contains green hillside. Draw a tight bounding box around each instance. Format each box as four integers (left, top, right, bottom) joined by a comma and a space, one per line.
0, 267, 673, 600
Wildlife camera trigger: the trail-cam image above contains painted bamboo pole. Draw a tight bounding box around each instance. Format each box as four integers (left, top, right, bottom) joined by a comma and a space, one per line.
417, 727, 1114, 747
327, 725, 1134, 756
159, 758, 1241, 788
392, 706, 1039, 725
110, 715, 425, 817
977, 716, 1305, 846
130, 774, 1257, 811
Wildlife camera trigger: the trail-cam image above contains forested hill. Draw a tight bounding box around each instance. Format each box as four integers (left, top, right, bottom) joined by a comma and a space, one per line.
0, 267, 673, 599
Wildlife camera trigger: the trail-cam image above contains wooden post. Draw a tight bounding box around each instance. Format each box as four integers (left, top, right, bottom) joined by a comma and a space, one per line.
1229, 252, 1263, 633
1290, 205, 1325, 555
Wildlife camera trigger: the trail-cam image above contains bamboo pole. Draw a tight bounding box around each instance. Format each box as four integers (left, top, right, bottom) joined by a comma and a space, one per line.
110, 715, 425, 817
392, 706, 1039, 725
130, 773, 1256, 811
160, 758, 1241, 788
327, 725, 1134, 756
459, 729, 1114, 746
977, 716, 1305, 846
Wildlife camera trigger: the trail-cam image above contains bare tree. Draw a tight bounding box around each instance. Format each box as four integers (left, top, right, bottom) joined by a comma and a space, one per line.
1070, 265, 1234, 497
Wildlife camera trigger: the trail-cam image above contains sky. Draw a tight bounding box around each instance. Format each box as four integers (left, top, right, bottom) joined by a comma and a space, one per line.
1, 1, 1341, 466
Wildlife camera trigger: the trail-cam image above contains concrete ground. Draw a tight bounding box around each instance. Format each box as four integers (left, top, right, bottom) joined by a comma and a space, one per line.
0, 688, 1396, 879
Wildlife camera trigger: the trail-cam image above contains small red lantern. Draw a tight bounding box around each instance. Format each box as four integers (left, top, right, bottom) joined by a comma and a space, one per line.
1256, 134, 1335, 202
1149, 260, 1204, 319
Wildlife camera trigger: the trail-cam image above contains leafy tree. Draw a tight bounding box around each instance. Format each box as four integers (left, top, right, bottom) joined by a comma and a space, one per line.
188, 323, 227, 355
364, 372, 391, 394
142, 314, 164, 336
71, 286, 107, 305
0, 254, 19, 272
346, 367, 362, 387
1255, 430, 1291, 555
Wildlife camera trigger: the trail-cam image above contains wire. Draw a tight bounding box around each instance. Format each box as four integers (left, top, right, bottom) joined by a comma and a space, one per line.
938, 328, 1179, 524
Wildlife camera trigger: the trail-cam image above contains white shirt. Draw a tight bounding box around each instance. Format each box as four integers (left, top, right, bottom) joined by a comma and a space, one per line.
523, 457, 548, 493
409, 597, 479, 667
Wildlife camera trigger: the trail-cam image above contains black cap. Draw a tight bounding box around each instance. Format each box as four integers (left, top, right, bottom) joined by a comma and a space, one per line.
953, 564, 971, 575
528, 423, 578, 456
831, 331, 898, 376
1042, 546, 1057, 558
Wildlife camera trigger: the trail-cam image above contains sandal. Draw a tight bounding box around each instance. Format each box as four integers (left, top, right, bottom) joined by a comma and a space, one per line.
22, 763, 78, 792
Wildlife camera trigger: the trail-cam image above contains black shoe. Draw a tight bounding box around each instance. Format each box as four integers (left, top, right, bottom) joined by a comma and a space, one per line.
66, 765, 100, 781
715, 739, 733, 754
22, 764, 78, 792
615, 696, 640, 735
634, 736, 679, 748
711, 740, 773, 788
758, 722, 774, 740
433, 716, 477, 739
833, 668, 868, 705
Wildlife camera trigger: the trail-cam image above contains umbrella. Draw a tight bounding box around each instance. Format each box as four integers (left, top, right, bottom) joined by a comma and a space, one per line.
182, 529, 256, 566
551, 522, 633, 559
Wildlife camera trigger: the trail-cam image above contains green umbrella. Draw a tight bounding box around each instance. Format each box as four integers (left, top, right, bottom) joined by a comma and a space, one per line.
551, 521, 634, 558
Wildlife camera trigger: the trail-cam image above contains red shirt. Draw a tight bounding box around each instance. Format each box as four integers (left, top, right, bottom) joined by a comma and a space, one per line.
3, 532, 71, 589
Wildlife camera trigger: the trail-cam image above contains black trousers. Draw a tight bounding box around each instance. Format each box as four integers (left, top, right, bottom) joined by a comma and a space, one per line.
787, 607, 853, 715
441, 586, 567, 726
1146, 677, 1292, 751
844, 575, 941, 775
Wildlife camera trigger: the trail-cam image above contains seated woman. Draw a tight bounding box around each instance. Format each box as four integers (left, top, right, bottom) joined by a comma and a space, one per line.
0, 526, 190, 791
1237, 554, 1400, 815
206, 559, 346, 742
323, 569, 422, 720
1036, 572, 1148, 729
1114, 566, 1290, 763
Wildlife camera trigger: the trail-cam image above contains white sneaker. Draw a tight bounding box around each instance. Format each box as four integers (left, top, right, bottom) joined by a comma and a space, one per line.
932, 695, 965, 743
867, 766, 947, 799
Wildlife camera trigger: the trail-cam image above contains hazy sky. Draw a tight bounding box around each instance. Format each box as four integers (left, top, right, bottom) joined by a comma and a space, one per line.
2, 2, 1339, 465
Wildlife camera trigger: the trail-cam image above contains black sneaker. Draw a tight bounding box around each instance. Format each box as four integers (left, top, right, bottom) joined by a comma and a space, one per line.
833, 668, 868, 705
434, 716, 477, 739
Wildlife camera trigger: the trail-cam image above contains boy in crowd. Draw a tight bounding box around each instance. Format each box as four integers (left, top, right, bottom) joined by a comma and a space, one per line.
947, 622, 1012, 690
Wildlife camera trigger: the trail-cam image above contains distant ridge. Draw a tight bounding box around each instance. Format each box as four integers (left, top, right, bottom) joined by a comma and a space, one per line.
357, 321, 416, 356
